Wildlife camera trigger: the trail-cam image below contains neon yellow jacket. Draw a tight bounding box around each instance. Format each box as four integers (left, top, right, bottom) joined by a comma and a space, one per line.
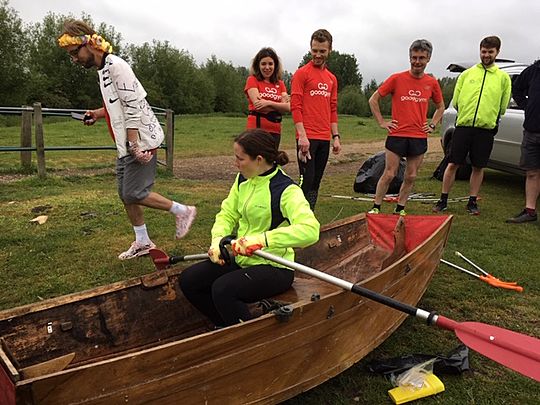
211, 166, 320, 269
453, 63, 512, 129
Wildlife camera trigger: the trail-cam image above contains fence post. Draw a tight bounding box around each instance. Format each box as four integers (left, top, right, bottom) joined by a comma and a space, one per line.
34, 102, 46, 178
20, 106, 32, 170
165, 109, 174, 173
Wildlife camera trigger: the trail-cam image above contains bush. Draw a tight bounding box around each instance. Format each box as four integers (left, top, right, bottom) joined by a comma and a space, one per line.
338, 85, 370, 117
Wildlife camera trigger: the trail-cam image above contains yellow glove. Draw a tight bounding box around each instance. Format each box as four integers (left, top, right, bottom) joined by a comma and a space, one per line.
208, 237, 225, 265
232, 234, 267, 256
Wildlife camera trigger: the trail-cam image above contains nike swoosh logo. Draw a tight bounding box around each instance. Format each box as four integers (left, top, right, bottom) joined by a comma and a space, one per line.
109, 97, 119, 103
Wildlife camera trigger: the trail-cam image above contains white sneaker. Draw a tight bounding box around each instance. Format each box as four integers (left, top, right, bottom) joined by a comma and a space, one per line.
118, 241, 156, 260
175, 206, 197, 239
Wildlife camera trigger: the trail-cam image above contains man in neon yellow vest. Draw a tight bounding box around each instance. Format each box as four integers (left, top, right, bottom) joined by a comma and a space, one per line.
433, 36, 511, 215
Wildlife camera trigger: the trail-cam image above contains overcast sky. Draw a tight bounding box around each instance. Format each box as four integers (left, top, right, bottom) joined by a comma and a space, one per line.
9, 0, 539, 83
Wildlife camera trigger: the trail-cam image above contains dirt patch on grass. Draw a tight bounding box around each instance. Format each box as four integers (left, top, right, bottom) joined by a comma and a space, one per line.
174, 138, 443, 181
0, 138, 443, 183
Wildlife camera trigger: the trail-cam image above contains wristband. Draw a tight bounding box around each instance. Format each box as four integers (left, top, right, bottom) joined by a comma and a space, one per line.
428, 123, 436, 130
332, 134, 340, 139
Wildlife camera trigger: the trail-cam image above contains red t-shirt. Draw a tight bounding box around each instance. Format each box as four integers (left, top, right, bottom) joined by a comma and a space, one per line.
291, 61, 338, 141
378, 71, 443, 138
244, 76, 287, 134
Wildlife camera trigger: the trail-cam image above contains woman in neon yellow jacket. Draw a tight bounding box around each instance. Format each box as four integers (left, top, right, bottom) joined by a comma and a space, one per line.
180, 129, 320, 327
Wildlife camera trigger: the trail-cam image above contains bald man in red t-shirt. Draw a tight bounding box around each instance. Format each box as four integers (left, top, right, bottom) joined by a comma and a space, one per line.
368, 39, 445, 216
291, 29, 342, 210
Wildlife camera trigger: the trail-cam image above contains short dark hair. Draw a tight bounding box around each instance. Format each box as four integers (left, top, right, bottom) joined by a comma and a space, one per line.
480, 36, 501, 51
250, 48, 283, 84
234, 129, 289, 166
409, 39, 433, 58
311, 29, 333, 49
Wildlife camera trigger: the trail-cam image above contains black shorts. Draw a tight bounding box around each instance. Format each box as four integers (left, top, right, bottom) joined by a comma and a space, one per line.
385, 136, 427, 157
520, 129, 540, 170
449, 126, 495, 168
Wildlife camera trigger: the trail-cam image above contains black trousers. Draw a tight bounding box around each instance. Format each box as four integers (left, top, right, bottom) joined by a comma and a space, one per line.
179, 260, 294, 326
297, 139, 330, 209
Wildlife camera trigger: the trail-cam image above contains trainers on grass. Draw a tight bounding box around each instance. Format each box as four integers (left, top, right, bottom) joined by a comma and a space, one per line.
393, 208, 407, 216
506, 209, 537, 223
466, 202, 480, 216
368, 207, 380, 214
118, 241, 156, 260
432, 199, 447, 213
175, 205, 197, 239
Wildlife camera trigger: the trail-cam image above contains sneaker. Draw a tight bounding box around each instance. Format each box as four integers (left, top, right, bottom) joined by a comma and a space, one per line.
432, 199, 447, 213
393, 208, 407, 216
175, 205, 197, 239
368, 208, 380, 214
466, 202, 480, 216
118, 241, 156, 260
506, 209, 538, 223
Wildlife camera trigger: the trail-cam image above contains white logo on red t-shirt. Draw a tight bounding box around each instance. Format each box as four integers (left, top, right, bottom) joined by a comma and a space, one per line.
401, 89, 427, 103
310, 82, 331, 97
260, 86, 282, 101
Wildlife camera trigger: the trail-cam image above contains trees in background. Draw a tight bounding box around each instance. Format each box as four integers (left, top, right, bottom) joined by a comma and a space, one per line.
1, 1, 458, 117
0, 0, 29, 106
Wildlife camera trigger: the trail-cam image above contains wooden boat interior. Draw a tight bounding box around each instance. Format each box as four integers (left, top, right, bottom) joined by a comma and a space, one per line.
0, 213, 444, 384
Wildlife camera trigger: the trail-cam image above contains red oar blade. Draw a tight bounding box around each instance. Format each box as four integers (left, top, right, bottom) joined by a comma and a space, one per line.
437, 316, 540, 381
148, 248, 170, 270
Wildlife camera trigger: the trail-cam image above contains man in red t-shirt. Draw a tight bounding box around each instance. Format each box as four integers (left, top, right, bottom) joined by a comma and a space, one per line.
368, 39, 445, 215
291, 29, 341, 210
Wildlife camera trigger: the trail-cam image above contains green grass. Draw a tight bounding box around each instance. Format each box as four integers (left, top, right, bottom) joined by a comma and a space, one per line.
0, 114, 380, 172
0, 116, 539, 404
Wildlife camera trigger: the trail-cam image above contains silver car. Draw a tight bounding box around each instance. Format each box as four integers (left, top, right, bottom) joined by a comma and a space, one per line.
440, 59, 529, 175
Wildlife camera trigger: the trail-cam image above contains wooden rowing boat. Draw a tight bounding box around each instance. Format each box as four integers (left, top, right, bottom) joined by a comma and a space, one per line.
0, 213, 452, 404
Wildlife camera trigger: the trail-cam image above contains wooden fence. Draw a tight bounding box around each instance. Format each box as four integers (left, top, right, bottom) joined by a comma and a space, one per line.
0, 103, 175, 178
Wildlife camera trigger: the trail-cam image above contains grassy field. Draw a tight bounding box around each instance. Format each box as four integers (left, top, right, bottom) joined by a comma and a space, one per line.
0, 115, 539, 404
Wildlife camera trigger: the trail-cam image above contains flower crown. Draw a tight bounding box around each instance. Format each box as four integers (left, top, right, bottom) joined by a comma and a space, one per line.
58, 33, 113, 53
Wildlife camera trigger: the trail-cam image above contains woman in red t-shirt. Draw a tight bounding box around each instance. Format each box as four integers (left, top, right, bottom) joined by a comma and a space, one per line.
244, 48, 290, 146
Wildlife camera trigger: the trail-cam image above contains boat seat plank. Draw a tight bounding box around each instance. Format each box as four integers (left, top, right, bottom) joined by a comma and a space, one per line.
20, 352, 75, 379
0, 338, 20, 382
269, 277, 339, 304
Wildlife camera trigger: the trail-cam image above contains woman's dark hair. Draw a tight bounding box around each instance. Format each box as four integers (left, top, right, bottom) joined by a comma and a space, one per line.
250, 47, 283, 84
235, 129, 289, 166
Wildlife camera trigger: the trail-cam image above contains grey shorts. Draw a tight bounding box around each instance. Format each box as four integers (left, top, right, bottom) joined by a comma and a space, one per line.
116, 153, 157, 204
520, 129, 540, 170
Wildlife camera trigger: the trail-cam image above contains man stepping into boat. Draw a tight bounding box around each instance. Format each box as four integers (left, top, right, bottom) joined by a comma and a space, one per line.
368, 39, 445, 216
179, 129, 320, 327
58, 20, 196, 260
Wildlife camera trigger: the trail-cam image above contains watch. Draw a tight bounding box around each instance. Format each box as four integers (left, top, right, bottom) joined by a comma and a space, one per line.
428, 123, 436, 130
332, 134, 340, 139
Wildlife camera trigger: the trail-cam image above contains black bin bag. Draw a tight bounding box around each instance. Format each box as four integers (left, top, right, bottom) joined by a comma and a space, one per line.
367, 344, 470, 377
354, 151, 406, 194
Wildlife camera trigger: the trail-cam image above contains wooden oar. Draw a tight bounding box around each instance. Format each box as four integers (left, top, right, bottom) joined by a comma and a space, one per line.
248, 248, 540, 382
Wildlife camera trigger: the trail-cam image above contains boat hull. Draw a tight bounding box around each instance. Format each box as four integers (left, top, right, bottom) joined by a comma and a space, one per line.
0, 214, 452, 404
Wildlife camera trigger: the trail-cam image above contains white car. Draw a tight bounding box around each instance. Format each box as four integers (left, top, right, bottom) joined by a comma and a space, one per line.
440, 59, 529, 175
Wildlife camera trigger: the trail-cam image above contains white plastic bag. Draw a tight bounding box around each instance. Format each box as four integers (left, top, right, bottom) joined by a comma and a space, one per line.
391, 358, 436, 389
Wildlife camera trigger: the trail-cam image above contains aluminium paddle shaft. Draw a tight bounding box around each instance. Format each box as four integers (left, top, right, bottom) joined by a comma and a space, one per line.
253, 249, 435, 323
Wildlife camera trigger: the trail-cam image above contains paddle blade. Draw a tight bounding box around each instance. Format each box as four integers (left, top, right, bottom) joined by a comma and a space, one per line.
438, 316, 540, 381
148, 248, 170, 270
